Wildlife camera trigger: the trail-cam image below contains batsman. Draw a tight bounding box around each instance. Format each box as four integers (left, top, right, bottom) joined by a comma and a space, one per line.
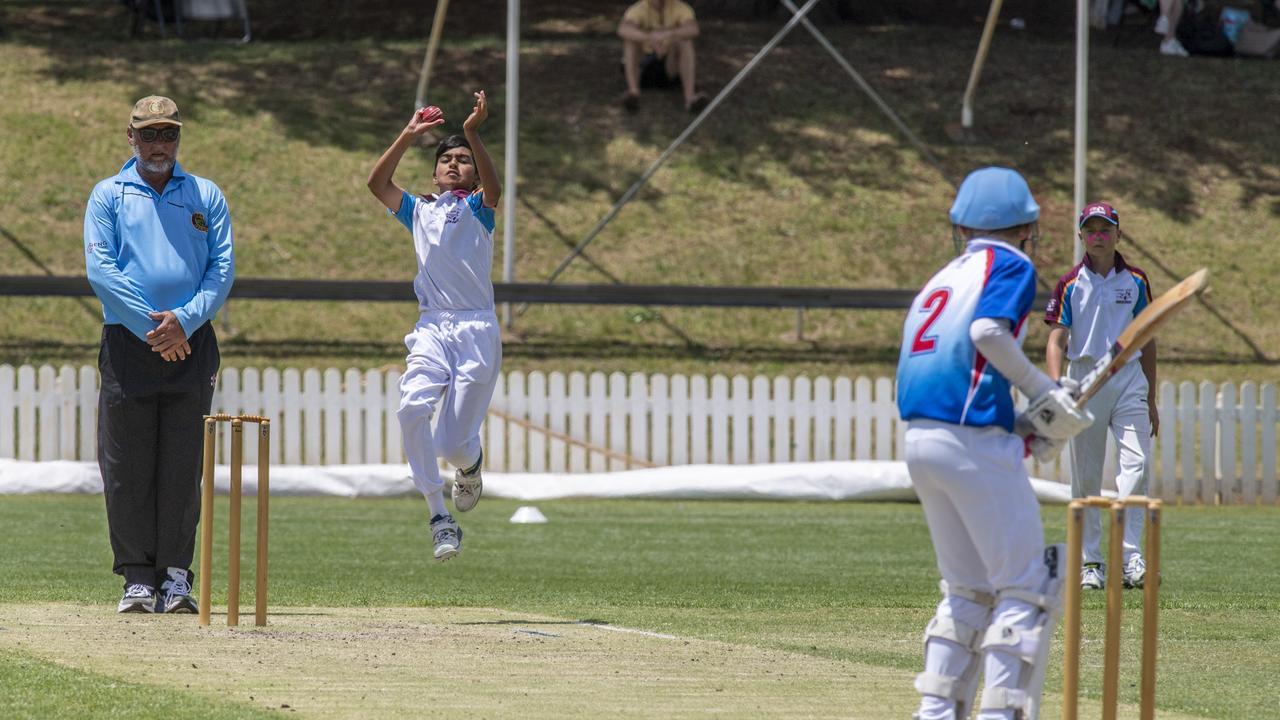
896, 167, 1095, 720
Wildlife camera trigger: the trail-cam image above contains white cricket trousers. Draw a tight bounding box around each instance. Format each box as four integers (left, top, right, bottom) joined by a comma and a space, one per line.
398, 310, 502, 499
1067, 359, 1152, 565
906, 420, 1050, 720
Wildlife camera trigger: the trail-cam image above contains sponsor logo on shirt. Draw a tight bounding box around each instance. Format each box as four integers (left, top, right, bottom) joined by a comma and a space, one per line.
1115, 287, 1134, 304
191, 212, 207, 232
445, 207, 462, 224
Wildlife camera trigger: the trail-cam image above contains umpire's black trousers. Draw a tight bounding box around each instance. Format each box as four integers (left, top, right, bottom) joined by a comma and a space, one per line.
97, 322, 219, 587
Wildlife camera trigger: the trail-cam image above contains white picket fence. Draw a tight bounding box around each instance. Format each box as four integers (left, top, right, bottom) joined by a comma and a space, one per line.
0, 364, 1276, 505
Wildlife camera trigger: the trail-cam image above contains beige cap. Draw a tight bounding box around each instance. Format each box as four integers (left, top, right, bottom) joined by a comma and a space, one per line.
129, 95, 183, 128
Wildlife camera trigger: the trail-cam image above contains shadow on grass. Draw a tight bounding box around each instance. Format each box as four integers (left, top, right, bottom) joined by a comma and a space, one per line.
7, 4, 934, 197
6, 1, 1277, 224
5, 2, 1276, 362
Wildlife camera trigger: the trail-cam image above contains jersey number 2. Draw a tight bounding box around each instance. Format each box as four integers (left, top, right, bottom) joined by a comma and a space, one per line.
911, 289, 950, 355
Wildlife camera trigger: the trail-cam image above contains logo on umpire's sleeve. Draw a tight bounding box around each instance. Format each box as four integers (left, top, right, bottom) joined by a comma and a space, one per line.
191, 212, 208, 232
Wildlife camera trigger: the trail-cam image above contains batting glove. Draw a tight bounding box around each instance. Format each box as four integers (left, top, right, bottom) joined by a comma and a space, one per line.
1019, 386, 1095, 441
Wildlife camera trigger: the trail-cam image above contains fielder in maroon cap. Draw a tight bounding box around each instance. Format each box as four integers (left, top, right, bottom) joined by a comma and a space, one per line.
1044, 201, 1159, 593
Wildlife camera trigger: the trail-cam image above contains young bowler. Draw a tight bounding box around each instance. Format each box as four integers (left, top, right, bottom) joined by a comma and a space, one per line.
367, 91, 503, 562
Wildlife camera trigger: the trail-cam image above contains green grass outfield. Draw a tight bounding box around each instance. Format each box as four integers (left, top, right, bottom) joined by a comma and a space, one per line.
0, 495, 1276, 718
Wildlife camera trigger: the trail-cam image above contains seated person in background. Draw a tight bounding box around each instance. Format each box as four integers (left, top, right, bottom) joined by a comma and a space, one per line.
617, 0, 709, 114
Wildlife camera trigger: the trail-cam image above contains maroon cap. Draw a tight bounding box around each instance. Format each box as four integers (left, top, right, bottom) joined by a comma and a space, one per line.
1078, 202, 1119, 228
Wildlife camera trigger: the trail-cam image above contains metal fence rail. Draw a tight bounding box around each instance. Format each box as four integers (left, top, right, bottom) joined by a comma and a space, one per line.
0, 275, 1051, 310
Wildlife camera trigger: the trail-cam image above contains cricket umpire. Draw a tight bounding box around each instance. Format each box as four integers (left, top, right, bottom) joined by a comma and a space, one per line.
84, 95, 234, 614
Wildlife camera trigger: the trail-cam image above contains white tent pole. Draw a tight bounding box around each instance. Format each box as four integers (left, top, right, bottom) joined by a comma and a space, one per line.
414, 0, 451, 110
961, 0, 1004, 129
502, 0, 519, 327
1073, 0, 1088, 262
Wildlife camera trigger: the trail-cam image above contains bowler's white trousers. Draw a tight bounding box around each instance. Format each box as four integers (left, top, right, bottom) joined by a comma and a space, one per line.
906, 419, 1050, 720
1066, 360, 1151, 565
398, 310, 502, 499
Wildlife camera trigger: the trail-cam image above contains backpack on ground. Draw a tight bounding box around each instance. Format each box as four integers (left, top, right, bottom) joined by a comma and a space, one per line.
1177, 2, 1236, 55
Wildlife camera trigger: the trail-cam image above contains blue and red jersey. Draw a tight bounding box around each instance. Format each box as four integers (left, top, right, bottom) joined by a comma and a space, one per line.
896, 239, 1038, 433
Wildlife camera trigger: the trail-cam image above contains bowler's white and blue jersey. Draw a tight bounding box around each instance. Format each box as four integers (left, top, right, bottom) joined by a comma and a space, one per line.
386, 188, 503, 505
896, 239, 1038, 433
392, 188, 496, 312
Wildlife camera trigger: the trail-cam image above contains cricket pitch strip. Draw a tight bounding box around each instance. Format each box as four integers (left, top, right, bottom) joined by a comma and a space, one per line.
0, 605, 1209, 719
0, 604, 913, 718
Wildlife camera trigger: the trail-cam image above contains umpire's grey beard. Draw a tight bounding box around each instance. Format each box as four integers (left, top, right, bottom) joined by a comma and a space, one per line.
133, 141, 179, 175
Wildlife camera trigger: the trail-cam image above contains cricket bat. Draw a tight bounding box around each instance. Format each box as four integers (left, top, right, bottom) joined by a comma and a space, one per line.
1073, 267, 1210, 406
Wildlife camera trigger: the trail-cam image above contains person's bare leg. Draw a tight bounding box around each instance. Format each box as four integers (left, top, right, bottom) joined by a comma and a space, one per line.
661, 44, 679, 91
622, 39, 642, 97
1090, 0, 1109, 29
675, 40, 697, 108
1159, 0, 1181, 40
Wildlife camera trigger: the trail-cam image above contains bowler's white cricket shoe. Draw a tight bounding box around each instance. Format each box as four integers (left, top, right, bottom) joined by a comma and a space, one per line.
431, 513, 463, 561
452, 452, 483, 513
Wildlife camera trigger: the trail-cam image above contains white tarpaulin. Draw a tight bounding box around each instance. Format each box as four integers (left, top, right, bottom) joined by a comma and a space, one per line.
0, 459, 1071, 504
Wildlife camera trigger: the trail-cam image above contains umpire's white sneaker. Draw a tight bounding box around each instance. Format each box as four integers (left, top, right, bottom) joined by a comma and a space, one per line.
118, 583, 157, 613
431, 513, 463, 561
1123, 555, 1147, 589
452, 452, 483, 512
1081, 562, 1105, 590
159, 567, 198, 614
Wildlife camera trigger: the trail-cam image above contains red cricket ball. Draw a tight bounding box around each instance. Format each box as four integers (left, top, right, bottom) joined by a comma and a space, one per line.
419, 105, 443, 122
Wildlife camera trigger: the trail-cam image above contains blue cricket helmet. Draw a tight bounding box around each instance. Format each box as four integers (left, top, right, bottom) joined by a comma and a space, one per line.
949, 167, 1040, 230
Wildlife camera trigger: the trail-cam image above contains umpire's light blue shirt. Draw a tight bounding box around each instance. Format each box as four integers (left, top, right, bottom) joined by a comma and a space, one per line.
84, 158, 234, 341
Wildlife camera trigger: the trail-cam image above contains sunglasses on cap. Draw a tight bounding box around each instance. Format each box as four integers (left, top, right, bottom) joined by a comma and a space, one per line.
136, 127, 181, 142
